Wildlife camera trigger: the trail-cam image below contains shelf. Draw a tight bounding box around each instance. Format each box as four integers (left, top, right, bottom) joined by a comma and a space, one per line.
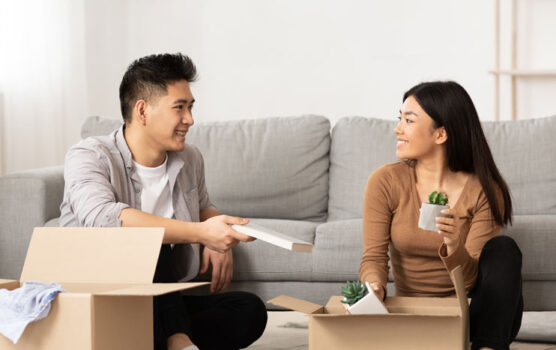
489, 69, 556, 77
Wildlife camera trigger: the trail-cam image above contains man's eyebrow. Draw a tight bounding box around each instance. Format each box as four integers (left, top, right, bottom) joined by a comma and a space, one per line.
399, 109, 418, 117
172, 98, 195, 104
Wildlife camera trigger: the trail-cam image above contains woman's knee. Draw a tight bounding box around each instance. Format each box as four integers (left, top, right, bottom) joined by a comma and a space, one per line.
481, 235, 522, 267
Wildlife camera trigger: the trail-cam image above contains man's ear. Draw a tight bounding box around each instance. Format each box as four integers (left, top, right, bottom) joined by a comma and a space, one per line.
435, 126, 448, 145
133, 100, 148, 126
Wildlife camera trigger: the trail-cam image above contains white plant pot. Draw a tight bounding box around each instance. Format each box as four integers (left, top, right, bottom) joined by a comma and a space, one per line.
343, 282, 389, 315
418, 203, 450, 232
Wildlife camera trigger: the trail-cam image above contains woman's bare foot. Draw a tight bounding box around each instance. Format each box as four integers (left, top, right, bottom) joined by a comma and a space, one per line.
167, 332, 194, 350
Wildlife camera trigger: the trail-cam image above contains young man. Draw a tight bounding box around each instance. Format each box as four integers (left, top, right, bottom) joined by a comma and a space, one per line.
60, 53, 267, 350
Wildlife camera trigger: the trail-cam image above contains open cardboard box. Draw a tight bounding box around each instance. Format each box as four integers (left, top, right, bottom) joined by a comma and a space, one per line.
0, 227, 208, 350
269, 266, 469, 350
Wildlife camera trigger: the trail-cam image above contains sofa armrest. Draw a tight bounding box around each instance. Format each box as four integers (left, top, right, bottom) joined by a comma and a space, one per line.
0, 166, 64, 278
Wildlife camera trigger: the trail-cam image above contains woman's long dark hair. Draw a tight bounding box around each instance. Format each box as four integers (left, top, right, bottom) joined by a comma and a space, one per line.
404, 81, 512, 226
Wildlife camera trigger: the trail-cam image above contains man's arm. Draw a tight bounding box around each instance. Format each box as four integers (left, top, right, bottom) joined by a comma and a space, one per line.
119, 208, 253, 252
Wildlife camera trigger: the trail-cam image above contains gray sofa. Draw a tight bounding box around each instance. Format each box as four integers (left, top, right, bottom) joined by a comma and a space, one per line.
1, 114, 555, 342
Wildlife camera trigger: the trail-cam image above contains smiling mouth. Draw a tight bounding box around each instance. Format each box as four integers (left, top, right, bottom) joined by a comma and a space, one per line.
175, 131, 187, 137
397, 140, 408, 145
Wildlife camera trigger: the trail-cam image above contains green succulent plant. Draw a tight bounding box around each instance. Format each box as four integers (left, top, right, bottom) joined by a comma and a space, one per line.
341, 281, 366, 305
428, 191, 448, 205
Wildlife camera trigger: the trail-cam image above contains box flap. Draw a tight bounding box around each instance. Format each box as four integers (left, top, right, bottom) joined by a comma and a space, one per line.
97, 282, 209, 296
450, 265, 470, 349
20, 227, 164, 283
0, 279, 19, 290
449, 265, 468, 316
267, 295, 324, 314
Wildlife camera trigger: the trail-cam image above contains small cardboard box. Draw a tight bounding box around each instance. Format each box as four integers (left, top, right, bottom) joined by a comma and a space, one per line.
269, 266, 469, 350
0, 227, 208, 350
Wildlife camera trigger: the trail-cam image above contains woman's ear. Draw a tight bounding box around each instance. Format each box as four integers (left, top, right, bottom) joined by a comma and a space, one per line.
435, 126, 448, 145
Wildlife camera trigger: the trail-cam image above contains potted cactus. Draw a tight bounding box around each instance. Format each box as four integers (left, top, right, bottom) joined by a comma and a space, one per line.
418, 191, 449, 231
340, 281, 388, 315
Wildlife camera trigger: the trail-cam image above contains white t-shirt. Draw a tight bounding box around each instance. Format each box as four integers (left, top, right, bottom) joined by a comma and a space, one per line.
132, 155, 174, 219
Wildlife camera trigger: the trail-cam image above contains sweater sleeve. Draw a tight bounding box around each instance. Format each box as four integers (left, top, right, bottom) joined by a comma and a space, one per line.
439, 187, 502, 291
359, 166, 393, 289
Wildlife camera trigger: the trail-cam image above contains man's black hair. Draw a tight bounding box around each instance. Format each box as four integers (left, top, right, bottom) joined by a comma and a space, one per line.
119, 53, 197, 123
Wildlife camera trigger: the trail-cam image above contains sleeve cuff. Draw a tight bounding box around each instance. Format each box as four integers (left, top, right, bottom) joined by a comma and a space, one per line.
110, 203, 131, 227
361, 272, 387, 290
438, 238, 468, 272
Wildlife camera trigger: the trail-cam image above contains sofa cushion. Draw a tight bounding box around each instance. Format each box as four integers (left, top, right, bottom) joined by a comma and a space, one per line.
81, 116, 121, 138
187, 116, 330, 221
80, 115, 331, 221
312, 219, 363, 281
231, 219, 317, 281
516, 311, 556, 342
502, 215, 556, 281
328, 117, 398, 221
482, 115, 556, 215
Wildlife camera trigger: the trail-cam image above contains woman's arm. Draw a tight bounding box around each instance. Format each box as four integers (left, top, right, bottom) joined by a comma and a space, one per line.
437, 188, 502, 291
360, 166, 394, 295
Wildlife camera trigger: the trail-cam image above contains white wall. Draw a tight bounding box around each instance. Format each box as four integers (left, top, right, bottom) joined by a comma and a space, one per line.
1, 0, 556, 174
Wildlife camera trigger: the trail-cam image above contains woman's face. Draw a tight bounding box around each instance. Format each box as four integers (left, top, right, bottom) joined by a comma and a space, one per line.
394, 95, 443, 160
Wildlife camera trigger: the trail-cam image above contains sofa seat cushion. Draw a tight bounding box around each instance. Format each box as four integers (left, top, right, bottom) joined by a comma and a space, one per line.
187, 115, 330, 221
516, 311, 556, 342
231, 219, 317, 281
502, 215, 556, 280
312, 219, 389, 282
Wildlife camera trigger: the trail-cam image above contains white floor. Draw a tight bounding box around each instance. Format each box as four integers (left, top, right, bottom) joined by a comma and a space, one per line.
248, 311, 556, 350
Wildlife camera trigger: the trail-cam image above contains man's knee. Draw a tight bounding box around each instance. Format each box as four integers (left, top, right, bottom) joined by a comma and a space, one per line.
232, 292, 268, 347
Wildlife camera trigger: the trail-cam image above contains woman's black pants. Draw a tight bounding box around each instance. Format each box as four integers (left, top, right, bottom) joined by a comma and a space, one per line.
469, 235, 524, 350
152, 245, 268, 350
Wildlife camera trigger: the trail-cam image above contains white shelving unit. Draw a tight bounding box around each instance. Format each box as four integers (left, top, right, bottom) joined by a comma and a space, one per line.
490, 0, 556, 121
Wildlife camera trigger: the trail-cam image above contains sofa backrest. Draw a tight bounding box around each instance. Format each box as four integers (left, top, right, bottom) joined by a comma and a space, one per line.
187, 115, 330, 221
328, 115, 556, 220
81, 115, 331, 221
327, 117, 398, 221
482, 115, 556, 215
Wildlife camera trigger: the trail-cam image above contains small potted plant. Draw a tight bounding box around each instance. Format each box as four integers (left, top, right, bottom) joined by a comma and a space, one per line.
418, 191, 449, 231
341, 281, 388, 315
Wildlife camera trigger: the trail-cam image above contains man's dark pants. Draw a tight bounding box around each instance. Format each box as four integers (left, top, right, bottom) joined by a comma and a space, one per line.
153, 245, 267, 350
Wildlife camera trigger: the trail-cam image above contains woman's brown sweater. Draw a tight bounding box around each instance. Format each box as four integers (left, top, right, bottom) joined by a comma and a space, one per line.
360, 161, 501, 297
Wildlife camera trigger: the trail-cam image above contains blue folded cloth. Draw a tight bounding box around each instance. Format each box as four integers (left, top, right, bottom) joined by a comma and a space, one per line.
0, 281, 64, 344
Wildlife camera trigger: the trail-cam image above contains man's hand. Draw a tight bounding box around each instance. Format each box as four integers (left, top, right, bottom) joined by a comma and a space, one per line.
200, 247, 233, 294
199, 215, 255, 253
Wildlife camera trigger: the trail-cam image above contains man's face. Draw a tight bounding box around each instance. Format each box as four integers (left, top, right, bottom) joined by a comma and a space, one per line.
143, 80, 195, 153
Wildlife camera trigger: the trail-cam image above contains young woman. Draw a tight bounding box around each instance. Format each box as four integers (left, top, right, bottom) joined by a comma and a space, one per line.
360, 81, 523, 350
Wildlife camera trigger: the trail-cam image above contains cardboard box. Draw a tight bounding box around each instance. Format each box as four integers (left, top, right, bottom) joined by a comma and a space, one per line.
0, 227, 208, 350
269, 266, 469, 350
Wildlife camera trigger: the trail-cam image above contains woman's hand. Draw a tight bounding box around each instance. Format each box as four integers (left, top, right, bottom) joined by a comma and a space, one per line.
435, 208, 459, 254
369, 282, 385, 301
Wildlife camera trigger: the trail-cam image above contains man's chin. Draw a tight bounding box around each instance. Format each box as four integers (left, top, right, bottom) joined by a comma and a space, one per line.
168, 142, 186, 153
